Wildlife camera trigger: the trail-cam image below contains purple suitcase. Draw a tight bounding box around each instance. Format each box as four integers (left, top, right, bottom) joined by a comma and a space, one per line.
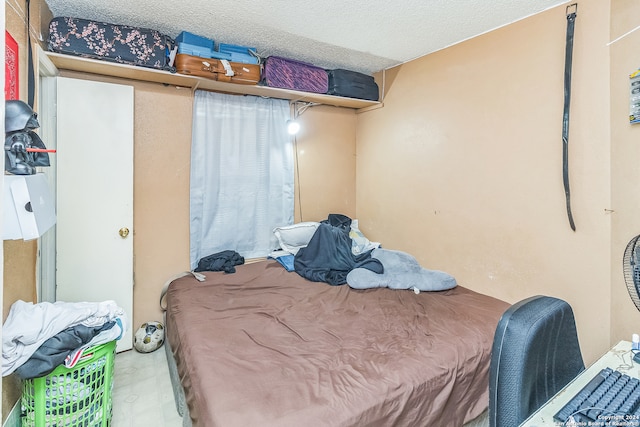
262, 56, 328, 93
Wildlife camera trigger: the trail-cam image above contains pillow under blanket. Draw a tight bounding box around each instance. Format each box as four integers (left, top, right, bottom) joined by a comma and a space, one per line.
346, 248, 457, 291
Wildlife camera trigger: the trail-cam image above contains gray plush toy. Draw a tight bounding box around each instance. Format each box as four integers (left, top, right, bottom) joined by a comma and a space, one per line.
346, 248, 457, 292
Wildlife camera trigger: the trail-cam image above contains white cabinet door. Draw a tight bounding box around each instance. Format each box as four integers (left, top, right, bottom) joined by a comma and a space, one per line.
55, 77, 134, 352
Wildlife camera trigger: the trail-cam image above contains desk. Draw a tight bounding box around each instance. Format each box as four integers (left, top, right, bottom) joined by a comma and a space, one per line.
521, 341, 640, 426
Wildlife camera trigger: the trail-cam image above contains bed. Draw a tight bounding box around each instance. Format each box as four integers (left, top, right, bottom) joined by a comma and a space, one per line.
163, 258, 509, 427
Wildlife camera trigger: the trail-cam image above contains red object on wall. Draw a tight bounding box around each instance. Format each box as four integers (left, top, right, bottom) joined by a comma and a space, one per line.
5, 31, 19, 100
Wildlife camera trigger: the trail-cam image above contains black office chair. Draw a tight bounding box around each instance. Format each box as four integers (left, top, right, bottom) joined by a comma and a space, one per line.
489, 295, 585, 427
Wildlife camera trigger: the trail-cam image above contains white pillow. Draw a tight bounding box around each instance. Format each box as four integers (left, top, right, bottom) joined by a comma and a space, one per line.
350, 219, 380, 255
273, 222, 320, 255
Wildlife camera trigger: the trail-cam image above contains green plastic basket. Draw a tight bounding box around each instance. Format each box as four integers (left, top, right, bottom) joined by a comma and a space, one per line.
21, 340, 116, 427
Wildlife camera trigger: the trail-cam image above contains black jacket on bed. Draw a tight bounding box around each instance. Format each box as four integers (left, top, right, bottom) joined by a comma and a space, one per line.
294, 222, 383, 285
194, 250, 244, 273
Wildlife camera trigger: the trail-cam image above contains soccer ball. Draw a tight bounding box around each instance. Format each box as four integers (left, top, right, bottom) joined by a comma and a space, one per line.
134, 321, 165, 353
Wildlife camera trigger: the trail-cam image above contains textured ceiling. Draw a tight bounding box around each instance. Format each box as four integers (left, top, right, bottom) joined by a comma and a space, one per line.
43, 0, 568, 75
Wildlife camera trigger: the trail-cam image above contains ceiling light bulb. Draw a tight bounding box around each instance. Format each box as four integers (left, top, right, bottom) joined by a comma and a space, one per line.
287, 120, 300, 135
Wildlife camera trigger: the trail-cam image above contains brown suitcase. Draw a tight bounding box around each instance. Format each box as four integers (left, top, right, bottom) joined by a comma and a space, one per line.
174, 53, 260, 85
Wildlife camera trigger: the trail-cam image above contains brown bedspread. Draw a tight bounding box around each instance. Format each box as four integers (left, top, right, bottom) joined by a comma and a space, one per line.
165, 260, 509, 427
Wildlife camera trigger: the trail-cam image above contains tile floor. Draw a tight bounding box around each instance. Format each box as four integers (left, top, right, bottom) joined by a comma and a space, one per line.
112, 347, 182, 426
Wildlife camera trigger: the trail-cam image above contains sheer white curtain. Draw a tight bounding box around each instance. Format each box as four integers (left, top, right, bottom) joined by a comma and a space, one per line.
190, 90, 293, 269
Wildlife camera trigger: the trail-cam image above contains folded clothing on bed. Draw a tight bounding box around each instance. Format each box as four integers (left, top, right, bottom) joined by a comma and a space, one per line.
347, 248, 457, 291
269, 252, 295, 271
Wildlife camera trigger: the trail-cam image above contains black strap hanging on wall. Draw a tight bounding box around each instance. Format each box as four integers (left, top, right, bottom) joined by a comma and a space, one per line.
562, 3, 578, 231
26, 0, 35, 108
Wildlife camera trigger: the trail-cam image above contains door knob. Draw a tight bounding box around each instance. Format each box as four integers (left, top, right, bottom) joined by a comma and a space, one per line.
119, 227, 130, 238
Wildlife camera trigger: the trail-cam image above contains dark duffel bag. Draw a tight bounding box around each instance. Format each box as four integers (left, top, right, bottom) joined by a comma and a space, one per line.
262, 56, 328, 94
48, 16, 176, 72
327, 69, 379, 101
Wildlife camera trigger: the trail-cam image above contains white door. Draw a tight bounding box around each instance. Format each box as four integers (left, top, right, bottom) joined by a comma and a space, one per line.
55, 77, 134, 352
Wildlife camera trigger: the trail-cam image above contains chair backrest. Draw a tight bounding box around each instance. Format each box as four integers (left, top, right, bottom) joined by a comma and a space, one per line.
489, 295, 585, 427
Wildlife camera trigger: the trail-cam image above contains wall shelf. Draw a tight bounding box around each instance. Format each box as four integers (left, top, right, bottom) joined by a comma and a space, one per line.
44, 52, 380, 110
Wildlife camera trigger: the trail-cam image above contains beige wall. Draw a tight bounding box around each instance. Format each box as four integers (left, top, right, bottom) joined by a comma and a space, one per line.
610, 1, 640, 347
357, 0, 612, 364
293, 105, 357, 223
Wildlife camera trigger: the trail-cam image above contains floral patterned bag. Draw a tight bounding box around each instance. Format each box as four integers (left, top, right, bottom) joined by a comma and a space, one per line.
48, 17, 176, 72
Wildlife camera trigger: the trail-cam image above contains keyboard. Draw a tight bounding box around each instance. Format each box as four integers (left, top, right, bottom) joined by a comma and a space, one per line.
554, 367, 640, 425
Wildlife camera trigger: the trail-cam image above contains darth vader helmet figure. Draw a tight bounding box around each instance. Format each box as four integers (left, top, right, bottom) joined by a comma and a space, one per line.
5, 100, 39, 133
5, 100, 50, 175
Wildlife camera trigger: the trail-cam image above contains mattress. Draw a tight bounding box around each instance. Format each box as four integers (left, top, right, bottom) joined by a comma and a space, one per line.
164, 260, 509, 427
